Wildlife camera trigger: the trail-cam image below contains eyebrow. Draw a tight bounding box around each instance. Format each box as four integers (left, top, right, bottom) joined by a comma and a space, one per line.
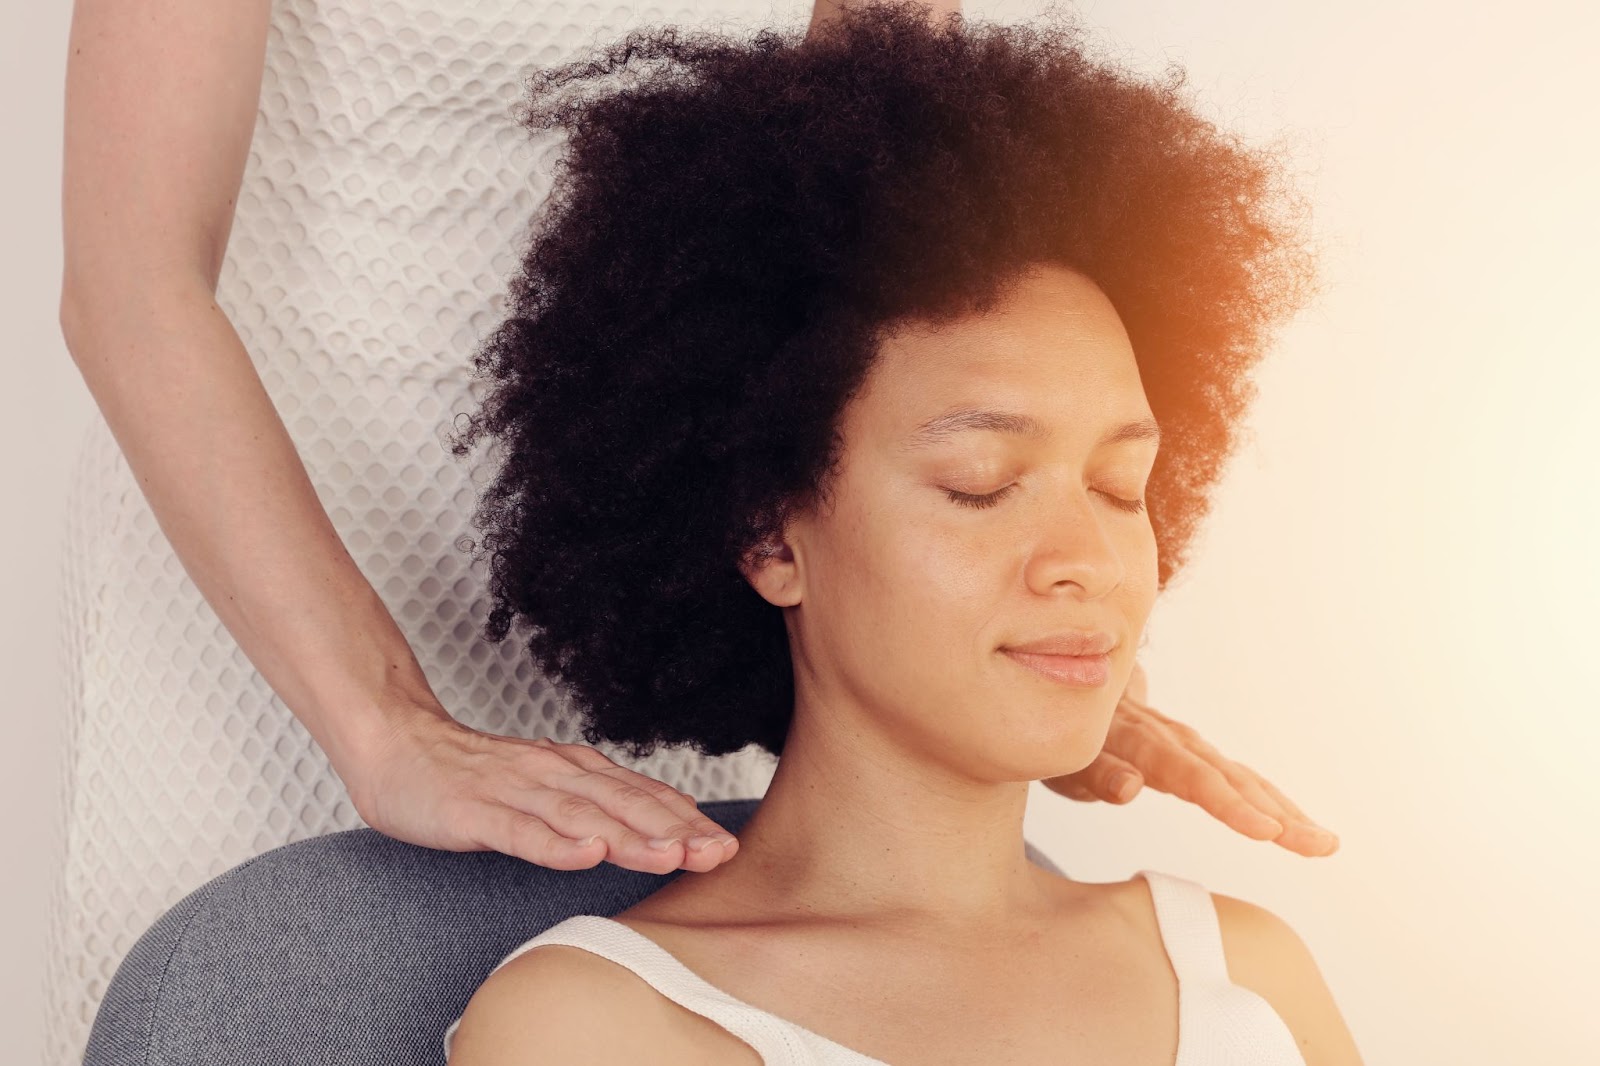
902, 407, 1162, 451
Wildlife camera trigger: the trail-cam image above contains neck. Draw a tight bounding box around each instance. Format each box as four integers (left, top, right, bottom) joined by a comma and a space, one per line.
686, 702, 1060, 935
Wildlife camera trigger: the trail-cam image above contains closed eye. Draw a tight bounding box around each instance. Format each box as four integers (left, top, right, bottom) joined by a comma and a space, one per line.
942, 485, 1146, 514
942, 485, 1016, 510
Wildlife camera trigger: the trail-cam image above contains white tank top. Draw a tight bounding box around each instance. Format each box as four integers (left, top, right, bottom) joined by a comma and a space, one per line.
443, 869, 1307, 1064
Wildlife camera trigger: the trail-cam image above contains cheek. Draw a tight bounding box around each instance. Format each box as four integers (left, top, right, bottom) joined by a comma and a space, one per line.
1125, 522, 1161, 609
820, 503, 997, 687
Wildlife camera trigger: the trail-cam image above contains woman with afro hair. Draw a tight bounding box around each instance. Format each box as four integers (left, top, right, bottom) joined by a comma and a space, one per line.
442, 1, 1361, 1062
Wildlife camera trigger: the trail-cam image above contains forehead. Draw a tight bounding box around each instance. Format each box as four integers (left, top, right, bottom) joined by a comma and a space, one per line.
851, 267, 1144, 438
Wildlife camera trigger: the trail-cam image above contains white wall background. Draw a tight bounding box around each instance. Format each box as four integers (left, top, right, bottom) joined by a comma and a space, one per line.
4, 1, 1596, 1062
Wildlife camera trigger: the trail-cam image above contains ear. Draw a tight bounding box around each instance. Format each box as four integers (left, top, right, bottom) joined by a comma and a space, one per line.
738, 537, 803, 608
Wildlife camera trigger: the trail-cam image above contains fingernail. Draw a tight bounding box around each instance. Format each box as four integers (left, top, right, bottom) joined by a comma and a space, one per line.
575, 834, 601, 847
647, 837, 679, 850
1111, 773, 1139, 801
686, 835, 721, 851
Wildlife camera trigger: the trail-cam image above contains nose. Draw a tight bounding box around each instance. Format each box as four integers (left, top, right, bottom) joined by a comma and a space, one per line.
1021, 488, 1125, 599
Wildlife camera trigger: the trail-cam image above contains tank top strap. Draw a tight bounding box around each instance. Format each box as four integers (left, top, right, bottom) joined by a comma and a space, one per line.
1134, 869, 1231, 985
1132, 871, 1310, 1064
465, 914, 819, 1063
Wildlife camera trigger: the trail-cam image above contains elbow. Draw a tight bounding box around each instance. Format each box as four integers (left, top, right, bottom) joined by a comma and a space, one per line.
58, 286, 86, 356
58, 271, 210, 356
58, 274, 103, 353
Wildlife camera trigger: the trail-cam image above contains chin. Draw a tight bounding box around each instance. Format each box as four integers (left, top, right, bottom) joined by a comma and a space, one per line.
997, 727, 1109, 784
1035, 714, 1116, 773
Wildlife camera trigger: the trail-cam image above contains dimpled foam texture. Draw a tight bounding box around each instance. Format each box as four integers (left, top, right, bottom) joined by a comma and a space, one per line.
43, 2, 798, 1061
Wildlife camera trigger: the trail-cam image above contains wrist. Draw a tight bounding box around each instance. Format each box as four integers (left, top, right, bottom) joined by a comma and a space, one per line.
282, 606, 451, 781
336, 671, 449, 769
314, 673, 453, 815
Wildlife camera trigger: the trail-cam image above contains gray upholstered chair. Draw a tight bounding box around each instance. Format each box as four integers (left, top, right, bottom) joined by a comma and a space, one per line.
84, 796, 1064, 1065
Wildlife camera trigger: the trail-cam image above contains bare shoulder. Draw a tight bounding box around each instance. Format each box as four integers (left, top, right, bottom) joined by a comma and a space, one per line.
447, 943, 708, 1066
1209, 892, 1367, 1066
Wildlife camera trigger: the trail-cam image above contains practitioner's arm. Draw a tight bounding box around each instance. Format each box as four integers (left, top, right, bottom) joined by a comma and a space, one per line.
58, 0, 739, 874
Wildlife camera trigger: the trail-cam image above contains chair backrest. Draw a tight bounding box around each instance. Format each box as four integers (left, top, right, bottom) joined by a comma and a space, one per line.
84, 798, 1064, 1065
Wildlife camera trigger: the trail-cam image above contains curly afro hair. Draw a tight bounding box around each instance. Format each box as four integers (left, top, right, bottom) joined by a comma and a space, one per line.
447, 1, 1318, 762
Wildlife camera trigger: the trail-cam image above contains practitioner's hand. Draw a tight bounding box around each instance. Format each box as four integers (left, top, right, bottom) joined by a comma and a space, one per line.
342, 692, 741, 874
1040, 661, 1341, 857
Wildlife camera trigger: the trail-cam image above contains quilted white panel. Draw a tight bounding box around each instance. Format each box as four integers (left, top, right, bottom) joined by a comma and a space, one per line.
44, 2, 797, 1061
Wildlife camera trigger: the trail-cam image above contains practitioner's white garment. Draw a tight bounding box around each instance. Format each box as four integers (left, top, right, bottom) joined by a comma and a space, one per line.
442, 869, 1309, 1065
43, 2, 796, 1062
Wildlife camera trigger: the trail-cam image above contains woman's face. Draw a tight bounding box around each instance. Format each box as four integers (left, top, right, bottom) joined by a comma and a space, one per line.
761, 263, 1162, 782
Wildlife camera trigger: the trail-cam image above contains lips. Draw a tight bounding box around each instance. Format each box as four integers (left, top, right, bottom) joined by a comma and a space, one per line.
998, 643, 1113, 685
1001, 648, 1112, 687
1000, 630, 1118, 688
1003, 630, 1117, 656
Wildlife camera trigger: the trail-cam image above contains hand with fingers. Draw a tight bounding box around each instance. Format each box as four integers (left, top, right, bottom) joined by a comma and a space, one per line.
344, 690, 742, 875
1042, 660, 1342, 857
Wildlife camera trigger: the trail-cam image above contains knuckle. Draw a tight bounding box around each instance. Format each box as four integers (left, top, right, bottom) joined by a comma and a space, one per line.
624, 775, 683, 802
606, 781, 657, 807
551, 744, 606, 769
521, 743, 577, 776
504, 815, 560, 857
1216, 759, 1250, 786
1181, 761, 1226, 796
1129, 715, 1165, 740
1168, 720, 1203, 744
553, 791, 602, 821
615, 827, 665, 853
647, 821, 697, 845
